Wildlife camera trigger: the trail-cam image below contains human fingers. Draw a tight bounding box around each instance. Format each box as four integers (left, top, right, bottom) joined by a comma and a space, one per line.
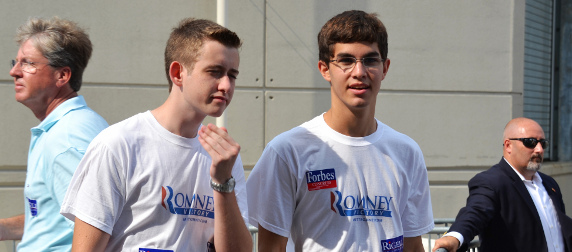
199, 124, 239, 155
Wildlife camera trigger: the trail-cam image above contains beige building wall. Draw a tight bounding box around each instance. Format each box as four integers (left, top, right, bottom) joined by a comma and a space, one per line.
0, 1, 569, 251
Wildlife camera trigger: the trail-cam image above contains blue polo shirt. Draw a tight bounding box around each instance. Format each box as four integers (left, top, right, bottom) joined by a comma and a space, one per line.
18, 96, 108, 251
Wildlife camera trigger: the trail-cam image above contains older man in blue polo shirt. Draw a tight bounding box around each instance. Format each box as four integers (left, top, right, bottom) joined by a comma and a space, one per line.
0, 17, 108, 251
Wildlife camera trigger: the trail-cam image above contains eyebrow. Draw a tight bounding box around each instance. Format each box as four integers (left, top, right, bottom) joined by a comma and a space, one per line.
206, 64, 239, 75
335, 51, 380, 58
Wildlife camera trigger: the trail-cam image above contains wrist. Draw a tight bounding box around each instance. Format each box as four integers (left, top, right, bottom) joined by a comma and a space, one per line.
210, 176, 235, 193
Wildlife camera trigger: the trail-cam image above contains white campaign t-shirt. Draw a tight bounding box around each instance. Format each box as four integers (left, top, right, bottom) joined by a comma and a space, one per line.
61, 111, 248, 252
247, 114, 434, 252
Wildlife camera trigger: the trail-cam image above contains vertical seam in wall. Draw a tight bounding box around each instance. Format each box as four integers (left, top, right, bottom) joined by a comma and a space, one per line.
263, 0, 268, 146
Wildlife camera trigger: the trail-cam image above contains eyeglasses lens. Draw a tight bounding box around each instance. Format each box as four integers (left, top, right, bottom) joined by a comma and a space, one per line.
522, 138, 547, 149
333, 57, 383, 71
10, 60, 37, 74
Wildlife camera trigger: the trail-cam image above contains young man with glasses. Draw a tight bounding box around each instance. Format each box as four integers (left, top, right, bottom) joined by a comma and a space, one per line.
246, 10, 434, 251
433, 117, 572, 252
60, 18, 252, 252
0, 17, 108, 251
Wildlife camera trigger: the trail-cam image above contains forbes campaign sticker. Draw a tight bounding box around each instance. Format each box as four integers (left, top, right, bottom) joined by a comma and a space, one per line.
306, 168, 337, 191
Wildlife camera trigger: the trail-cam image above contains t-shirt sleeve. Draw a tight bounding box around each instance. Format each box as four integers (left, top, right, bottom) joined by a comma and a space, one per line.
246, 146, 296, 238
60, 139, 125, 235
401, 149, 435, 237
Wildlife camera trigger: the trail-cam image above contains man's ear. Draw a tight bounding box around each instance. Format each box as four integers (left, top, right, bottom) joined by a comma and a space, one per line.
380, 58, 390, 81
504, 139, 512, 154
55, 66, 72, 88
318, 61, 331, 82
169, 61, 184, 87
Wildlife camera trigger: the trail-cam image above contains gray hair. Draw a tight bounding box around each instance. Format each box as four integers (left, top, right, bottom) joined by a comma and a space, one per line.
16, 17, 92, 92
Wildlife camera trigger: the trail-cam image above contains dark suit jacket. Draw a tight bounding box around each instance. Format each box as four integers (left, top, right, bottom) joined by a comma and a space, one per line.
449, 158, 572, 252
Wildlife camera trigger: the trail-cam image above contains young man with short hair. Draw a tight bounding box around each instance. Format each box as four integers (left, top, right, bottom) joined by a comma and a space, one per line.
247, 10, 434, 252
60, 18, 252, 252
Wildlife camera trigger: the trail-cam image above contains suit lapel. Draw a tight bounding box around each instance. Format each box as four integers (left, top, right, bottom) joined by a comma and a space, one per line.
541, 173, 565, 212
499, 159, 539, 217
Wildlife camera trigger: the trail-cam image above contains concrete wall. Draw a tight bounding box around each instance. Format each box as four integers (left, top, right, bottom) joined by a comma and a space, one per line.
0, 1, 569, 251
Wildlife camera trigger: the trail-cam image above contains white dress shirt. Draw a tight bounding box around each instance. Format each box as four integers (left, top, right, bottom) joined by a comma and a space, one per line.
508, 162, 564, 252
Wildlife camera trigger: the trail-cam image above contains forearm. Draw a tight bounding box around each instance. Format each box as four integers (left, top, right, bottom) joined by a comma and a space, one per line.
0, 214, 25, 240
213, 191, 252, 252
403, 236, 424, 252
258, 225, 288, 252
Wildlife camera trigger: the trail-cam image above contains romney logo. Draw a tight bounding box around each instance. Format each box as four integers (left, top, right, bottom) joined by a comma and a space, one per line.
161, 186, 215, 219
330, 191, 393, 217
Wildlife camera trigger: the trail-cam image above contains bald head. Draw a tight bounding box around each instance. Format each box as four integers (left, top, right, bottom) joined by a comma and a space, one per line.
502, 117, 546, 179
503, 117, 544, 140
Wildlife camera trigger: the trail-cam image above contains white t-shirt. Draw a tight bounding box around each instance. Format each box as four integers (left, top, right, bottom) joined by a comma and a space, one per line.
61, 111, 248, 252
247, 114, 434, 251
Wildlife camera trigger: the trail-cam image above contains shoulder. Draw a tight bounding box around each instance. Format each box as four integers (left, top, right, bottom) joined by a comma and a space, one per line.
54, 96, 107, 128
43, 107, 108, 153
266, 116, 323, 149
377, 120, 423, 153
469, 161, 512, 188
58, 106, 108, 131
88, 112, 148, 149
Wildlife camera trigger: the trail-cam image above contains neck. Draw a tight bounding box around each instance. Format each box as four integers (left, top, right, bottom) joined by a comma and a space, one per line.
323, 106, 377, 137
504, 156, 536, 180
33, 92, 78, 121
151, 94, 205, 138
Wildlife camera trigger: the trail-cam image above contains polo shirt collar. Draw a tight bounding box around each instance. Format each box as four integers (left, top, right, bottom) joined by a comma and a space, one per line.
33, 95, 87, 133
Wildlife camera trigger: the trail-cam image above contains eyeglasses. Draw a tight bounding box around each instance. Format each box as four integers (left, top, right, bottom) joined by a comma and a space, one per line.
330, 56, 384, 72
11, 59, 50, 74
509, 138, 548, 149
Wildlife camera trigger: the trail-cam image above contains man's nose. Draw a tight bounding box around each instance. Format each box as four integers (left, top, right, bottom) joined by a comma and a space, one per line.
351, 61, 367, 78
9, 62, 22, 77
219, 75, 233, 92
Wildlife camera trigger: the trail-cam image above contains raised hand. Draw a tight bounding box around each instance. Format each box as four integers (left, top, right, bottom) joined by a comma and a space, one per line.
198, 124, 241, 184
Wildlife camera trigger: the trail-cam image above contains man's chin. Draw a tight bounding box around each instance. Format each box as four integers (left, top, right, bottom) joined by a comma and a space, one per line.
527, 161, 542, 172
209, 109, 226, 118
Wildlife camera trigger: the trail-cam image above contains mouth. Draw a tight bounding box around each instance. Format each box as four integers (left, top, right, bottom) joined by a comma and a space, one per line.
212, 95, 228, 103
530, 155, 543, 163
348, 83, 370, 90
14, 82, 25, 90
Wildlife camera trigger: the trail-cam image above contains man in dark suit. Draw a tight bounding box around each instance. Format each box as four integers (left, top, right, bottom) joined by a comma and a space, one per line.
433, 117, 572, 252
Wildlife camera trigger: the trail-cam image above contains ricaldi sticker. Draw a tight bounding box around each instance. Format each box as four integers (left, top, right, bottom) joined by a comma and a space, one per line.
306, 169, 337, 191
380, 236, 403, 252
139, 248, 174, 252
27, 197, 37, 217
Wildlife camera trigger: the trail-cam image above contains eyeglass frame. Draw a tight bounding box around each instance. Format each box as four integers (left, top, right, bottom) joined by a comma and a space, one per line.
11, 59, 51, 74
329, 56, 385, 72
509, 138, 548, 149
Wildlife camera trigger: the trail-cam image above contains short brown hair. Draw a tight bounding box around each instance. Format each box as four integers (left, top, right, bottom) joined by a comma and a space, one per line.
318, 10, 388, 64
164, 18, 242, 92
16, 17, 92, 92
